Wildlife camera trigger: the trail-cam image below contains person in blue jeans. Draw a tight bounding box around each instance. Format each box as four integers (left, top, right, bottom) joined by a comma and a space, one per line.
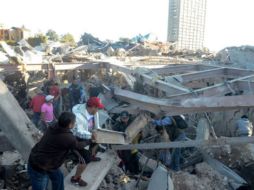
28, 112, 89, 190
152, 115, 188, 171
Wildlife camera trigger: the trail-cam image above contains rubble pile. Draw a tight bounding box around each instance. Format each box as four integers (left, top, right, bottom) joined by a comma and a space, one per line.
172, 162, 230, 190
0, 32, 215, 65
0, 151, 30, 190
98, 165, 125, 190
216, 46, 254, 69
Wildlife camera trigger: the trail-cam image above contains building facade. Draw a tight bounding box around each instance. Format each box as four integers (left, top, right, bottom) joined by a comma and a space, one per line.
167, 0, 207, 50
0, 26, 31, 42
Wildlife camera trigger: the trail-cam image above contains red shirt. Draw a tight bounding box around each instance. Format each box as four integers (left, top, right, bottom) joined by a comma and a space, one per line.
49, 85, 60, 98
30, 94, 45, 113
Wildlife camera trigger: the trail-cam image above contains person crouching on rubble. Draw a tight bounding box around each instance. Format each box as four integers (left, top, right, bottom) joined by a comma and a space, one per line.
40, 95, 56, 132
235, 115, 253, 137
113, 111, 141, 175
152, 115, 188, 171
70, 97, 104, 185
28, 112, 89, 190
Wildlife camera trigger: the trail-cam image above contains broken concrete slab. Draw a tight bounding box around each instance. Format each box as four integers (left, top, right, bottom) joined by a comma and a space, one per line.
0, 80, 41, 161
114, 88, 254, 115
64, 152, 117, 190
147, 165, 174, 190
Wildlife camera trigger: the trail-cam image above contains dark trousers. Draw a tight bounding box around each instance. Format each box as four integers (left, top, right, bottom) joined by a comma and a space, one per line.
118, 150, 140, 175
28, 163, 64, 190
32, 112, 41, 126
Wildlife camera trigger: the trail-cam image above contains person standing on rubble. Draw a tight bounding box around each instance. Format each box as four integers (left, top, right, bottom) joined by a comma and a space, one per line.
49, 82, 61, 117
28, 112, 89, 190
40, 95, 55, 132
152, 115, 188, 171
30, 88, 45, 126
154, 125, 171, 169
70, 97, 104, 184
113, 111, 141, 174
69, 78, 86, 109
235, 115, 253, 137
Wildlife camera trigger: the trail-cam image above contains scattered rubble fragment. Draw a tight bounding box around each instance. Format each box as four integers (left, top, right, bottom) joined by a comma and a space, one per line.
172, 162, 231, 190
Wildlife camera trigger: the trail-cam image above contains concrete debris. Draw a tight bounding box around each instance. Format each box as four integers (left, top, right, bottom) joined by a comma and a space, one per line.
172, 162, 231, 190
0, 51, 9, 64
3, 31, 254, 190
216, 46, 254, 69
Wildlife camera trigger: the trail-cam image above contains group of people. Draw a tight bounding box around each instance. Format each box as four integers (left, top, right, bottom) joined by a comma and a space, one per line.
27, 78, 254, 190
30, 89, 57, 132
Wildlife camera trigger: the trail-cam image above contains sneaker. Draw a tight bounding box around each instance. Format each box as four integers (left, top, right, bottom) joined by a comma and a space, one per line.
71, 176, 87, 187
90, 156, 101, 162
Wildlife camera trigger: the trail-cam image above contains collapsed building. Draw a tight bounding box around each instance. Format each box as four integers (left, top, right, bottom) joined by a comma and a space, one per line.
0, 38, 254, 189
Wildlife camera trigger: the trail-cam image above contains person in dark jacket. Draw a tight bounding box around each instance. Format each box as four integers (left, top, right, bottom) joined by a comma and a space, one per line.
113, 111, 141, 174
69, 79, 84, 109
28, 112, 89, 190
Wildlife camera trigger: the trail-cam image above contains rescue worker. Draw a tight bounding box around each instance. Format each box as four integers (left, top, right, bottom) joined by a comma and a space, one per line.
113, 111, 141, 175
69, 78, 86, 109
30, 88, 45, 126
70, 97, 105, 185
152, 115, 188, 171
40, 95, 55, 132
28, 112, 89, 190
235, 115, 253, 137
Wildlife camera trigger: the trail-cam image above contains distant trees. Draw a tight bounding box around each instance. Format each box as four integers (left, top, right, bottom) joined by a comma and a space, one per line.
60, 33, 76, 46
46, 29, 59, 41
27, 34, 47, 47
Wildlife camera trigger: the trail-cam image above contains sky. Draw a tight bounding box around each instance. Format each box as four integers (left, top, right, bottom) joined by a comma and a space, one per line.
0, 0, 254, 51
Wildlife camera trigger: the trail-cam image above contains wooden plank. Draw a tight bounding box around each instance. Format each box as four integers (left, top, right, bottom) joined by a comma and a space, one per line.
112, 136, 254, 150
114, 88, 254, 115
64, 152, 116, 190
94, 129, 126, 144
125, 114, 149, 143
0, 80, 41, 160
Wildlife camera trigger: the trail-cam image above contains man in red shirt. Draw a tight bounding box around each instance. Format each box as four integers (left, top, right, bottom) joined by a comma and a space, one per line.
49, 82, 61, 117
30, 88, 45, 126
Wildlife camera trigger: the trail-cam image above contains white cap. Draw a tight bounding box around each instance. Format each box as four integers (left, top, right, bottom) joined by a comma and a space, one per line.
45, 95, 54, 102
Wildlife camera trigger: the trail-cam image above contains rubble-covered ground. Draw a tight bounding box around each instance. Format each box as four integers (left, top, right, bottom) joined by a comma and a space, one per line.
172, 162, 231, 190
2, 33, 254, 190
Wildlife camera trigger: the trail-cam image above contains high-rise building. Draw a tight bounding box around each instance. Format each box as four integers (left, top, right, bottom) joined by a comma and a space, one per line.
167, 0, 207, 50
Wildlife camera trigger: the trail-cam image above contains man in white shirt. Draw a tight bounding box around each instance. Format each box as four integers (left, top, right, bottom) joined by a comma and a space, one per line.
70, 97, 104, 186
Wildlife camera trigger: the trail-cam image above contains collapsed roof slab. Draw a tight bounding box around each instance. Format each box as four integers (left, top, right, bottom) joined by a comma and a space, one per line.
107, 62, 190, 95
0, 62, 101, 73
169, 68, 225, 84
112, 136, 254, 150
114, 88, 254, 115
151, 64, 220, 75
0, 80, 41, 161
167, 74, 254, 99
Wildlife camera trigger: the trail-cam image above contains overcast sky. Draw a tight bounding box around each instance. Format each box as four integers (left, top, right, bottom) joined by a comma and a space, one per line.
1, 0, 254, 51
